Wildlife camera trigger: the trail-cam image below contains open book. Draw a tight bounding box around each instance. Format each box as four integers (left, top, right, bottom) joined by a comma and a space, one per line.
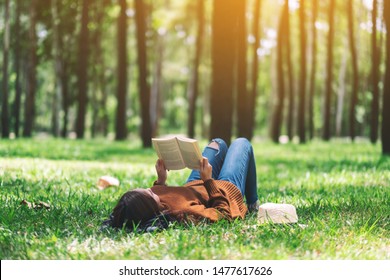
152, 136, 203, 170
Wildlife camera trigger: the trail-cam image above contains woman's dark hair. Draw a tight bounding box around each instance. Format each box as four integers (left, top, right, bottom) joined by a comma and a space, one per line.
110, 190, 160, 230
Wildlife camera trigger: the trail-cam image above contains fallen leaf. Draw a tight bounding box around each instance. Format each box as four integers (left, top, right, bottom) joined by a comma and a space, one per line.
97, 175, 120, 190
20, 200, 51, 210
20, 199, 33, 208
35, 201, 51, 210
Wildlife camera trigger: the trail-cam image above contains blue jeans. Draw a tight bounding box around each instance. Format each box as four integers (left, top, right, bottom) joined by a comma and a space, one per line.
186, 138, 258, 205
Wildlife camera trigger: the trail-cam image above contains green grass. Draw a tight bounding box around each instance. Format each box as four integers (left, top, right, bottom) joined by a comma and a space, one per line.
0, 138, 389, 259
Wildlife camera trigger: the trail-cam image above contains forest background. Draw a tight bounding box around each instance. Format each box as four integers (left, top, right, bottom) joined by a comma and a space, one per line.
1, 0, 390, 154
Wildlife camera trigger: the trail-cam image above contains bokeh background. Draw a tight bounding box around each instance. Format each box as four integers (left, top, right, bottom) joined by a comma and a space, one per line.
1, 0, 389, 152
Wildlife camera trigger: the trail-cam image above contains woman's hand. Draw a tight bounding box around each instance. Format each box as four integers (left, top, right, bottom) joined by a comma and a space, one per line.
200, 157, 213, 182
155, 159, 167, 185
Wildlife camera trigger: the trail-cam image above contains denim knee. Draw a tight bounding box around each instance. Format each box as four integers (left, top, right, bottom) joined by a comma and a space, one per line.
210, 138, 228, 155
232, 138, 251, 147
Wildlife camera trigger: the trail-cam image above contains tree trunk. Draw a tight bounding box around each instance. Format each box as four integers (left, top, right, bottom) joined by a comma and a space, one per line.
187, 0, 205, 139
322, 0, 335, 141
297, 0, 307, 143
135, 0, 152, 147
248, 0, 262, 140
115, 0, 128, 140
90, 0, 109, 138
150, 35, 164, 138
210, 0, 237, 144
271, 3, 287, 143
347, 0, 359, 141
57, 0, 71, 137
1, 0, 10, 138
285, 0, 295, 141
335, 39, 348, 137
100, 1, 110, 138
13, 0, 23, 138
51, 0, 63, 137
382, 0, 390, 155
75, 0, 90, 139
236, 0, 249, 138
23, 0, 38, 137
308, 0, 318, 140
90, 2, 100, 138
61, 63, 70, 138
370, 0, 380, 144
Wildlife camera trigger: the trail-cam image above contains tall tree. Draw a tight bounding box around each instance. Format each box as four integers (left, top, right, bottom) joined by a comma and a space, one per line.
370, 0, 380, 144
75, 0, 90, 139
51, 0, 63, 137
23, 0, 38, 137
236, 0, 249, 138
58, 1, 79, 138
308, 0, 318, 139
210, 0, 237, 144
382, 0, 390, 155
347, 0, 359, 141
1, 0, 10, 138
247, 0, 262, 140
135, 0, 152, 147
335, 39, 348, 137
115, 0, 128, 140
61, 61, 70, 138
285, 0, 295, 141
297, 0, 307, 143
90, 0, 110, 138
150, 29, 164, 138
188, 0, 205, 139
271, 2, 287, 143
322, 0, 335, 141
13, 0, 23, 137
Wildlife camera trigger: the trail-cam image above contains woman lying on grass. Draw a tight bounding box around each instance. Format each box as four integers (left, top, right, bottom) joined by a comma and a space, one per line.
103, 138, 260, 232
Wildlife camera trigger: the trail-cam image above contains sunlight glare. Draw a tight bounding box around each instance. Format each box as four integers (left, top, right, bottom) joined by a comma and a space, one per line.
315, 21, 328, 31
248, 34, 256, 44
288, 0, 299, 12
158, 27, 167, 36
362, 0, 373, 11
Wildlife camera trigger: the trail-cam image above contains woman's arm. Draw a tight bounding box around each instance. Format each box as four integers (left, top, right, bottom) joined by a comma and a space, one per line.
154, 159, 167, 185
203, 179, 232, 219
200, 158, 232, 219
199, 157, 212, 181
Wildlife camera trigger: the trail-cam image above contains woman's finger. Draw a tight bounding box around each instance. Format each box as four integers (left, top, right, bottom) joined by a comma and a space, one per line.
203, 157, 208, 168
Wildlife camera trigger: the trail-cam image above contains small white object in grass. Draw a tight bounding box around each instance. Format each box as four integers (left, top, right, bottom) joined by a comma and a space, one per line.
279, 135, 289, 144
257, 203, 298, 224
97, 175, 120, 190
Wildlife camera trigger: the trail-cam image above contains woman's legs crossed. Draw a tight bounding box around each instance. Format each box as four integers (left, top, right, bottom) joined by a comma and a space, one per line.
186, 138, 228, 183
217, 138, 258, 204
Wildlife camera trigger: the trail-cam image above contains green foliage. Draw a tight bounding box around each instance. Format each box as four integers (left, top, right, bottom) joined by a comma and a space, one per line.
0, 138, 389, 259
2, 0, 384, 140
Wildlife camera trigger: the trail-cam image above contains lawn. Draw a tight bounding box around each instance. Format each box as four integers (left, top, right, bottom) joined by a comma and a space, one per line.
0, 138, 389, 260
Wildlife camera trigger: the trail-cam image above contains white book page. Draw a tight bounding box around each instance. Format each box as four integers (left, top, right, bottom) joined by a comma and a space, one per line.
152, 138, 185, 170
177, 138, 202, 170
